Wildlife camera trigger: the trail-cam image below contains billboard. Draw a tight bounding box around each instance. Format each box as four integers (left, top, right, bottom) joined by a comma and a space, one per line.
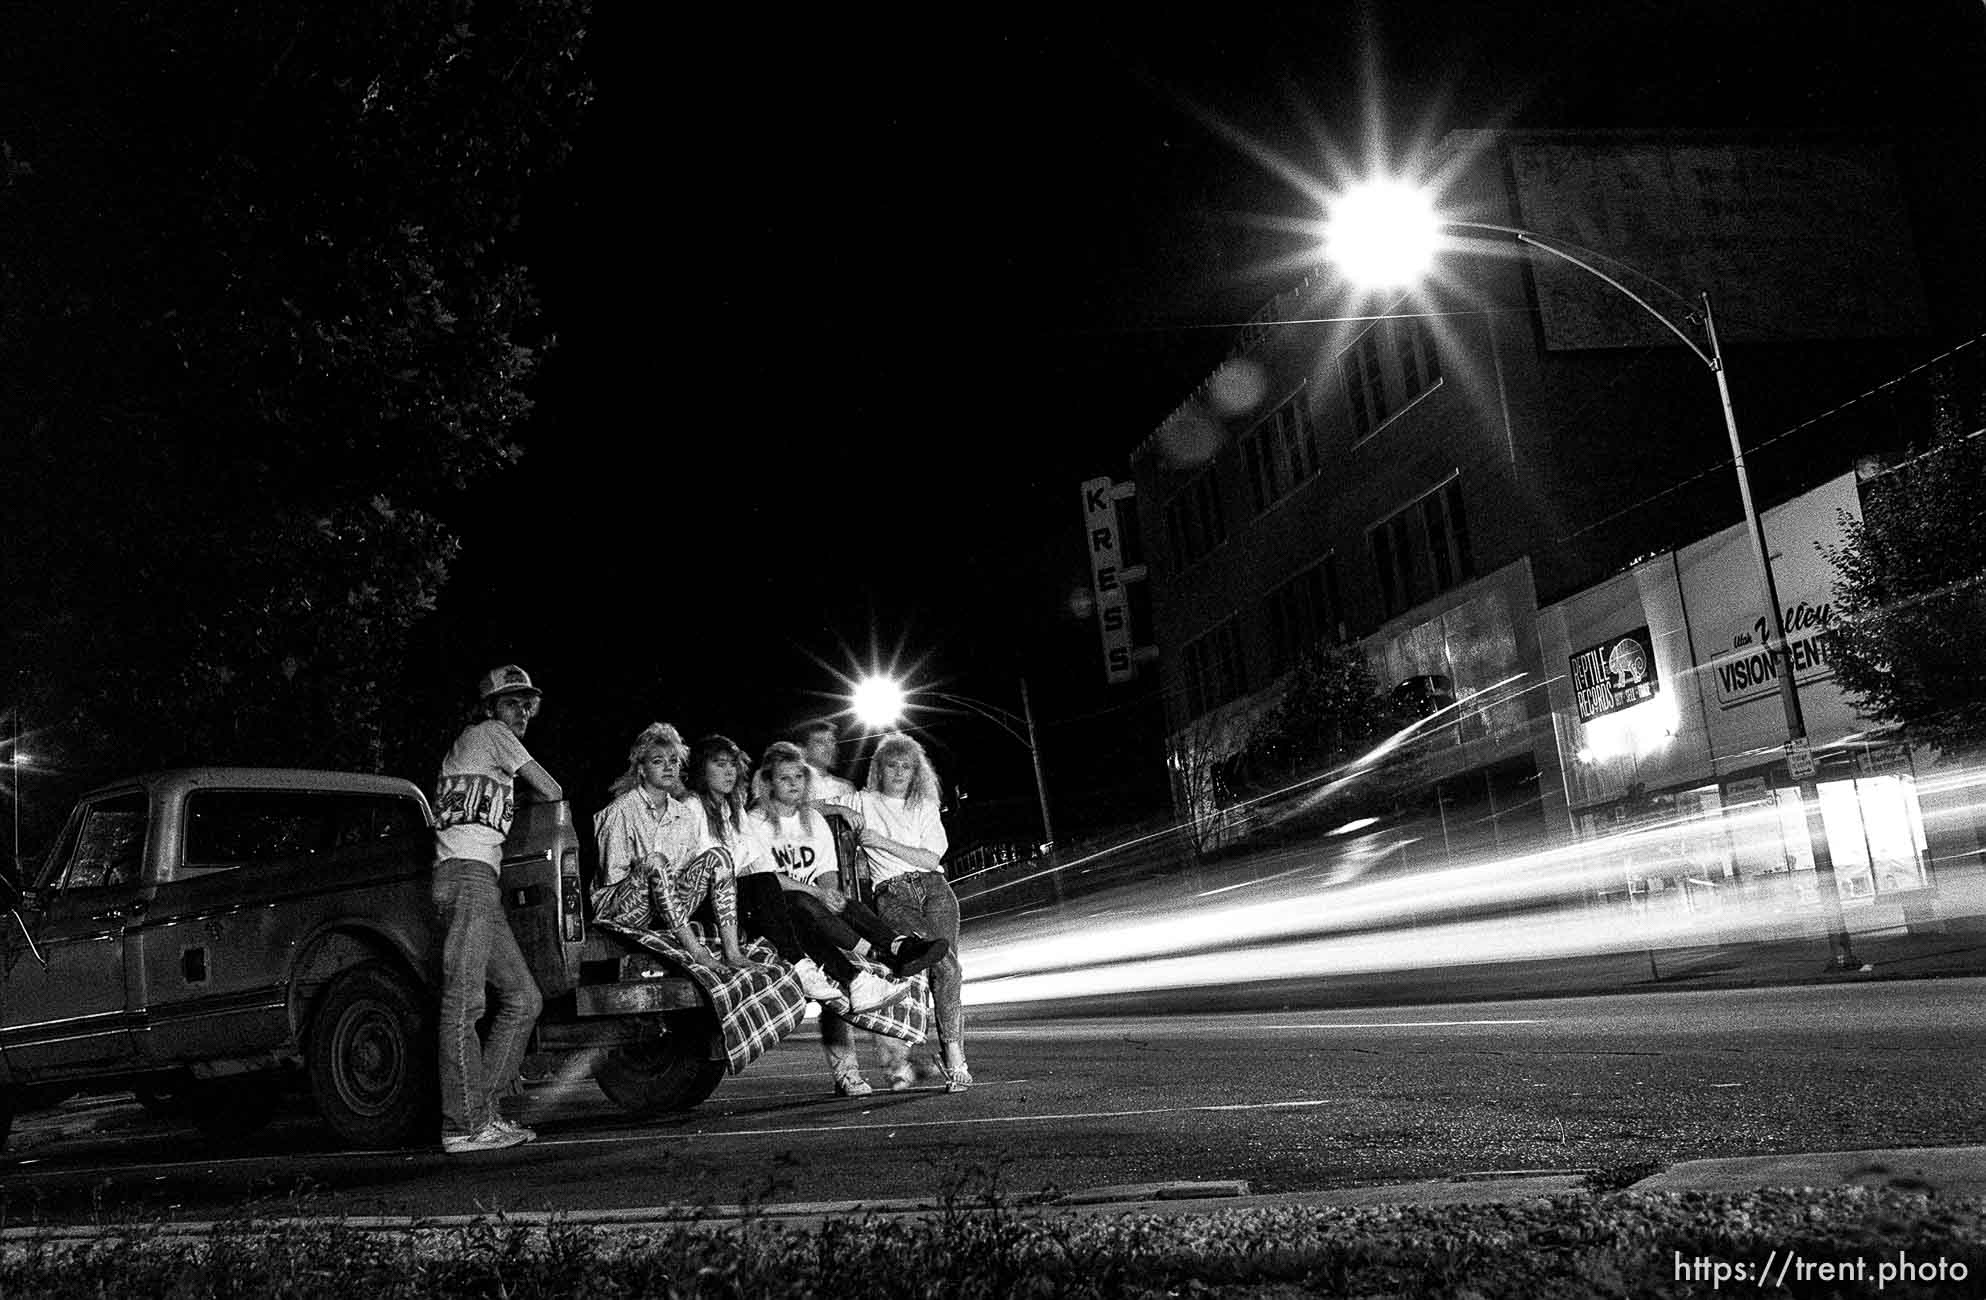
1570, 625, 1660, 722
1507, 138, 1928, 351
1675, 472, 1864, 760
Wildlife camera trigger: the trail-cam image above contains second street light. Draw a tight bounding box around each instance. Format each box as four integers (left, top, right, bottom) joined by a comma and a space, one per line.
1322, 179, 1864, 970
850, 674, 1057, 855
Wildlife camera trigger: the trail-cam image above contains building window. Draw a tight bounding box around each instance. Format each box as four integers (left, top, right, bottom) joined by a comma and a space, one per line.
1371, 512, 1414, 618
1342, 316, 1442, 440
1241, 390, 1321, 514
1369, 478, 1474, 618
1344, 332, 1388, 438
1265, 557, 1342, 676
1162, 469, 1226, 569
1183, 617, 1248, 719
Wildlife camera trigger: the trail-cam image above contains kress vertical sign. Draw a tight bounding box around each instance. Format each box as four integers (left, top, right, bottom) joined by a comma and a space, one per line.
1081, 477, 1143, 684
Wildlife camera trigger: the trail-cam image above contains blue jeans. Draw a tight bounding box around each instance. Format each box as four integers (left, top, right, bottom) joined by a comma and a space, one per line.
872, 870, 964, 1055
433, 858, 543, 1139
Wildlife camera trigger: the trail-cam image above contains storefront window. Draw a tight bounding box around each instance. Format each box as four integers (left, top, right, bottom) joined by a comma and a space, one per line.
1765, 774, 1927, 901
1851, 773, 1929, 894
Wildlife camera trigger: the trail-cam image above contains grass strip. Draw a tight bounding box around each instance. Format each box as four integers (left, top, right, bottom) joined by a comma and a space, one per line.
1, 1186, 1980, 1297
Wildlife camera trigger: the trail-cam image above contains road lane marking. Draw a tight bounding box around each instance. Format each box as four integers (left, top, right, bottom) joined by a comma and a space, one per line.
701, 1079, 1038, 1106
1259, 1019, 1545, 1030
529, 1097, 1339, 1147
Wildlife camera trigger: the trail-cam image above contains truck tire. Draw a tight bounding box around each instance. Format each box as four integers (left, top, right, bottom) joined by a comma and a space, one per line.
593, 1030, 724, 1116
308, 962, 436, 1149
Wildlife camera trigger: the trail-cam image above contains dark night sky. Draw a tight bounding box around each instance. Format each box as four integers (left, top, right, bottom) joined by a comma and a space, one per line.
424, 2, 1985, 830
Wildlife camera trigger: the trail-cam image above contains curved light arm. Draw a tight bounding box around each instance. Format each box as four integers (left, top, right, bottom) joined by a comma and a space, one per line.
924, 691, 1031, 750
1445, 221, 1716, 371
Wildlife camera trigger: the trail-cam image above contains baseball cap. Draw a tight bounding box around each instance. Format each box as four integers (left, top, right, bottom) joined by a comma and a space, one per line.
477, 664, 541, 701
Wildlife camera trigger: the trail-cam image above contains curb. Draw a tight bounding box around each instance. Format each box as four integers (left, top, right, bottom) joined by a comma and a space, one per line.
5, 1150, 1982, 1246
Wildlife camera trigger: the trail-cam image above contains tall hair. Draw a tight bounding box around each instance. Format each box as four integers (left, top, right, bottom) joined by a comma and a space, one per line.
750, 740, 820, 835
608, 722, 686, 798
686, 734, 749, 840
864, 731, 941, 808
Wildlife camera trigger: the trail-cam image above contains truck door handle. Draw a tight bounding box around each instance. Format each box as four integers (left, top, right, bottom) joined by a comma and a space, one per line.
90, 899, 147, 924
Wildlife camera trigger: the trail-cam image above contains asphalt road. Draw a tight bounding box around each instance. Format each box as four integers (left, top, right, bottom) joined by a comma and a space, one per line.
1, 976, 1978, 1226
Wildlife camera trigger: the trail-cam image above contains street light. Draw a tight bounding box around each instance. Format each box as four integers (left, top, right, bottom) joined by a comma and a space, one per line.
1323, 180, 1864, 970
850, 674, 1057, 852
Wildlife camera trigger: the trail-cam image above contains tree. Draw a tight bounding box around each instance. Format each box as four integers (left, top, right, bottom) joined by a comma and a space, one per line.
1168, 713, 1247, 861
1826, 427, 1986, 760
0, 2, 592, 788
1233, 644, 1419, 835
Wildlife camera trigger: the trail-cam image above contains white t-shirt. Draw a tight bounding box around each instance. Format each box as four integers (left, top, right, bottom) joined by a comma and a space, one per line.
850, 790, 948, 886
700, 799, 775, 877
749, 806, 840, 886
433, 719, 533, 870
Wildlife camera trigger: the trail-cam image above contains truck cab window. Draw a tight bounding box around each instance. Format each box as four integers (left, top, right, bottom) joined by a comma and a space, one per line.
54, 794, 149, 892
183, 790, 427, 872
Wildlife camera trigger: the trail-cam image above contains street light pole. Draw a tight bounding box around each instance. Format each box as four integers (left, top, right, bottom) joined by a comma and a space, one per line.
925, 680, 1056, 851
1325, 199, 1862, 969
1020, 678, 1056, 849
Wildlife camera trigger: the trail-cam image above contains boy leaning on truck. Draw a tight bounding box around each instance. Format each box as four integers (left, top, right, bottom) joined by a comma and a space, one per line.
431, 664, 565, 1155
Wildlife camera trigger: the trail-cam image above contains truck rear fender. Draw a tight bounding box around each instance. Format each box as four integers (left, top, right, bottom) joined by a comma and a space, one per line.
288, 926, 429, 1039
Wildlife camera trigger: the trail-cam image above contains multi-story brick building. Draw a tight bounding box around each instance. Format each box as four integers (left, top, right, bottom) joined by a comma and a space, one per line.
1126, 128, 1957, 866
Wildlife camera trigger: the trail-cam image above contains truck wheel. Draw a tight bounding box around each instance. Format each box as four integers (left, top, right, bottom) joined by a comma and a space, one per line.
308, 962, 436, 1149
593, 1030, 724, 1116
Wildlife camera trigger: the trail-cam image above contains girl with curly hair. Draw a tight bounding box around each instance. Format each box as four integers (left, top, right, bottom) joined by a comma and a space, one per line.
845, 731, 972, 1092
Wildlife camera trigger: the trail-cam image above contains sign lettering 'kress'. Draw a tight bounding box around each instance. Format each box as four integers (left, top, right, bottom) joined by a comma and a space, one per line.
1081, 476, 1136, 683
1569, 626, 1660, 722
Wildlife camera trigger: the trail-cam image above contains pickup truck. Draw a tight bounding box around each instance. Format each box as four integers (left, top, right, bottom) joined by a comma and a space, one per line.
0, 767, 790, 1150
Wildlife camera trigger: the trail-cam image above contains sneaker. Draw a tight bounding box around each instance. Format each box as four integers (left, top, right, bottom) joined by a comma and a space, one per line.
885, 1061, 917, 1091
883, 935, 950, 978
847, 970, 917, 1014
941, 1062, 974, 1094
792, 956, 848, 1008
490, 1115, 537, 1143
442, 1121, 528, 1155
832, 1067, 874, 1097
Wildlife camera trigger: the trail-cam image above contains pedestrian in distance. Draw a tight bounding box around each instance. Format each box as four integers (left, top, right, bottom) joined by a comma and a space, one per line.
849, 731, 973, 1093
430, 664, 560, 1154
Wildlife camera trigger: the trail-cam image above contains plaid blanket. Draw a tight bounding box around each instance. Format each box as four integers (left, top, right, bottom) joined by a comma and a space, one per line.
591, 921, 928, 1069
593, 922, 806, 1075
836, 952, 930, 1046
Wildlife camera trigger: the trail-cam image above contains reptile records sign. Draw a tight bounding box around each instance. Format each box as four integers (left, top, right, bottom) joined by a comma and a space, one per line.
1570, 626, 1661, 722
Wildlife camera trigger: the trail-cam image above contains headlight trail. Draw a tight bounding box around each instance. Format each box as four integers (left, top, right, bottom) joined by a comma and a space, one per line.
959, 754, 1986, 1009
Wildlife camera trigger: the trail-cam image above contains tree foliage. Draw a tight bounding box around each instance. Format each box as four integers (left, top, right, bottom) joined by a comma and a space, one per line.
1231, 644, 1419, 835
0, 1, 592, 787
1243, 646, 1402, 780
1826, 427, 1986, 760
